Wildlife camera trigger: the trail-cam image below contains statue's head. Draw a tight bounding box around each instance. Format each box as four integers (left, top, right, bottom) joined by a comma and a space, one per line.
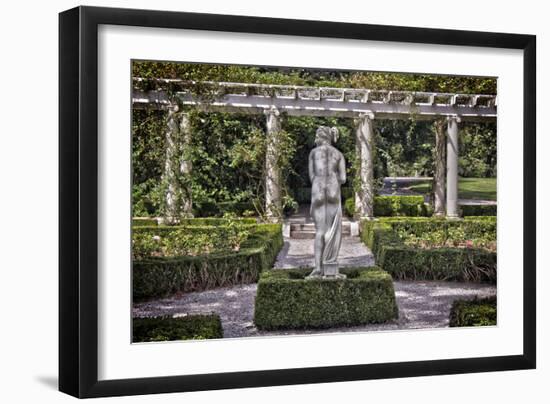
315, 126, 339, 146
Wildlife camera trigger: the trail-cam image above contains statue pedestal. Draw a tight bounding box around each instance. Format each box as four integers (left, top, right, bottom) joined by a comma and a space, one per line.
323, 263, 346, 279
254, 267, 399, 330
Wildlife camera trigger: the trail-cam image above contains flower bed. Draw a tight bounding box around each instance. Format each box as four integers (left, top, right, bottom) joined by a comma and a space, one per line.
133, 223, 283, 300
361, 217, 496, 282
132, 215, 259, 259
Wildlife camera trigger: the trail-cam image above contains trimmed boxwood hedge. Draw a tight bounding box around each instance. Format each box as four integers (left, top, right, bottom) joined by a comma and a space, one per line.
254, 267, 398, 330
344, 196, 430, 217
132, 217, 257, 228
449, 296, 497, 327
361, 217, 496, 282
133, 224, 283, 301
460, 204, 497, 216
133, 314, 223, 342
132, 218, 158, 226
132, 218, 261, 239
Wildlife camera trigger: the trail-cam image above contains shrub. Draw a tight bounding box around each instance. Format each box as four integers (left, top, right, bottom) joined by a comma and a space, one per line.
344, 197, 355, 217
361, 218, 497, 282
449, 296, 497, 327
374, 195, 429, 217
193, 201, 256, 217
254, 267, 398, 330
133, 314, 223, 342
132, 218, 158, 226
460, 204, 497, 216
344, 196, 429, 217
133, 224, 283, 300
183, 217, 256, 225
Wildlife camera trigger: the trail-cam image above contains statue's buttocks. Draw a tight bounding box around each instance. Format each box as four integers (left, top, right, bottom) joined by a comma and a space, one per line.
310, 145, 343, 207
307, 127, 346, 279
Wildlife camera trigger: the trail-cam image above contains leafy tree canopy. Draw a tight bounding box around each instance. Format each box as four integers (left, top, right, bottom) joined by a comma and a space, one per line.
133, 61, 496, 94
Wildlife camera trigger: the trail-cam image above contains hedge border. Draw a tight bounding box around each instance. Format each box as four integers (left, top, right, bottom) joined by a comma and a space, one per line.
361, 217, 497, 282
132, 314, 223, 342
449, 296, 497, 327
344, 195, 430, 218
133, 224, 283, 300
460, 204, 497, 216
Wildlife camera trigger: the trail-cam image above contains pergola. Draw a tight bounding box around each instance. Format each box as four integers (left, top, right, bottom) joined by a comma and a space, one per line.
132, 78, 497, 220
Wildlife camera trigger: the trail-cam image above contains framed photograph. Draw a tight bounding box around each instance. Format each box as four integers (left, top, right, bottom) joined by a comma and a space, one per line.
59, 5, 536, 398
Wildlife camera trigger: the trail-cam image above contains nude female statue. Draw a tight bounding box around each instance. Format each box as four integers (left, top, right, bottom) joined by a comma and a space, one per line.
307, 126, 346, 279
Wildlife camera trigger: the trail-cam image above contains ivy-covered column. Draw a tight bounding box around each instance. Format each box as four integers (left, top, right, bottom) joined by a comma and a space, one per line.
433, 119, 446, 216
264, 106, 282, 221
162, 105, 193, 224
354, 112, 375, 219
446, 115, 461, 218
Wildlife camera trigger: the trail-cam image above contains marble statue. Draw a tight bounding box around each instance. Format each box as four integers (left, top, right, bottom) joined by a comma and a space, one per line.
307, 126, 346, 279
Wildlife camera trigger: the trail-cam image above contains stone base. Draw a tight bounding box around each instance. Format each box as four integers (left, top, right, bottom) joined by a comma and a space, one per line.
322, 262, 346, 279
254, 267, 398, 330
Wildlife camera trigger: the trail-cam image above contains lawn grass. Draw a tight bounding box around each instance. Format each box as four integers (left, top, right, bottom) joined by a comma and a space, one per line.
408, 177, 496, 201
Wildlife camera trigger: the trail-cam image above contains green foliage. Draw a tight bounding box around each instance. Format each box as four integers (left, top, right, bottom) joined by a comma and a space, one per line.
132, 214, 252, 259
461, 204, 497, 216
375, 119, 435, 177
186, 110, 297, 219
133, 315, 223, 342
133, 61, 496, 93
459, 124, 498, 177
344, 195, 429, 217
132, 218, 158, 226
132, 109, 168, 216
133, 224, 283, 300
131, 61, 497, 217
449, 296, 497, 327
344, 197, 356, 218
172, 217, 256, 226
374, 195, 429, 217
254, 267, 398, 330
361, 217, 497, 282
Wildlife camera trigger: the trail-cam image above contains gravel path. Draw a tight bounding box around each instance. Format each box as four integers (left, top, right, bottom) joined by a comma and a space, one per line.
133, 281, 496, 338
273, 236, 375, 269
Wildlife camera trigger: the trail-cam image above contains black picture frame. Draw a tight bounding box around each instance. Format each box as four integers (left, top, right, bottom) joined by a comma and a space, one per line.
59, 5, 536, 398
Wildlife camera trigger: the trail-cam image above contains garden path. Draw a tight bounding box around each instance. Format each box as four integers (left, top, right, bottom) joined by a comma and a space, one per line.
133, 281, 497, 338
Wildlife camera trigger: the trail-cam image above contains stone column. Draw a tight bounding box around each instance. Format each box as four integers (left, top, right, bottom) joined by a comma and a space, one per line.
433, 119, 446, 216
163, 105, 193, 224
446, 115, 461, 218
264, 107, 282, 221
354, 112, 375, 219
